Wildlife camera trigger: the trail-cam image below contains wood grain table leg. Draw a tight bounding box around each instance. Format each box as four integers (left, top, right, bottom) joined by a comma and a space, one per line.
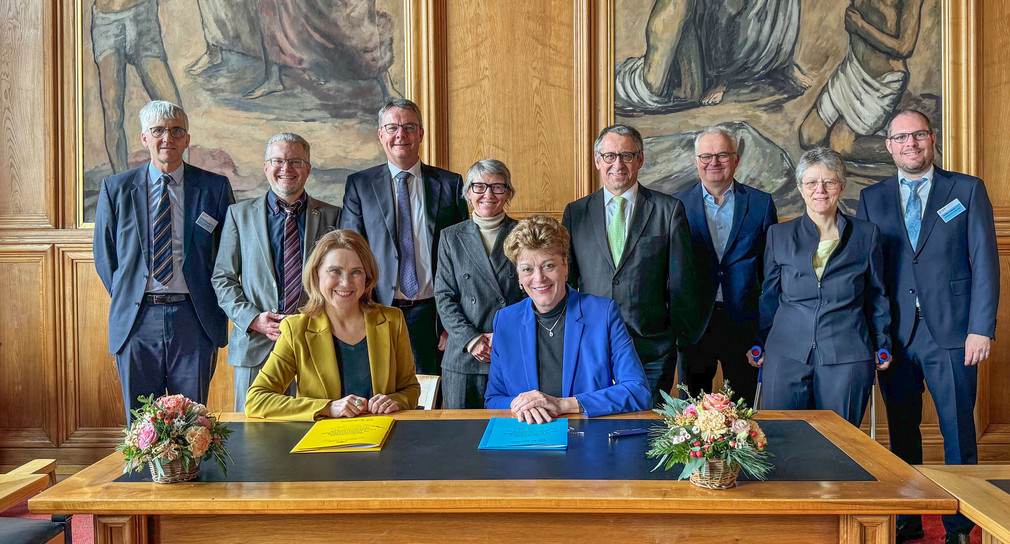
839, 514, 893, 544
96, 514, 147, 544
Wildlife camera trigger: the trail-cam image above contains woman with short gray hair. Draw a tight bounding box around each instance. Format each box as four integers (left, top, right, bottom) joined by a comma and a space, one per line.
434, 159, 525, 408
753, 147, 892, 427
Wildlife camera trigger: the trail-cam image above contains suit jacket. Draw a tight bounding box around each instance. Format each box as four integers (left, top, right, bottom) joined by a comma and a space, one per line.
340, 163, 469, 305
856, 167, 999, 349
485, 287, 651, 417
244, 306, 421, 421
674, 182, 777, 336
434, 216, 525, 375
93, 162, 234, 354
211, 193, 341, 368
758, 212, 890, 364
562, 185, 702, 363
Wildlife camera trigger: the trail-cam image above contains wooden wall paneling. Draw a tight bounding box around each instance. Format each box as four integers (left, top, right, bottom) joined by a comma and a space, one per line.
444, 0, 579, 216
409, 0, 448, 167
0, 245, 57, 448
0, 1, 55, 229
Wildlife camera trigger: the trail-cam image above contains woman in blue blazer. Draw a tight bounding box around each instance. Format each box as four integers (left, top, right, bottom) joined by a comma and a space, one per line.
753, 148, 891, 426
485, 215, 651, 423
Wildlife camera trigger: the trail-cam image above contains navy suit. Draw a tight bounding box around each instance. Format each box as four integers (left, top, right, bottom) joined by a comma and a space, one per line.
758, 212, 890, 426
856, 167, 998, 534
485, 287, 651, 417
674, 182, 776, 405
340, 163, 468, 375
93, 163, 233, 418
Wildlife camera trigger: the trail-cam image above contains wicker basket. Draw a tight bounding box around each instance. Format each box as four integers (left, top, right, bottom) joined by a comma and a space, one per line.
689, 458, 740, 489
148, 457, 200, 484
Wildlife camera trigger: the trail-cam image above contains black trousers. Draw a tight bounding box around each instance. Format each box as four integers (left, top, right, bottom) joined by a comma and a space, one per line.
395, 298, 442, 376
677, 305, 759, 407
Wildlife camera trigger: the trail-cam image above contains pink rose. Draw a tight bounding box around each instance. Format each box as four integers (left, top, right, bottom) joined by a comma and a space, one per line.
702, 393, 733, 412
186, 426, 211, 457
157, 394, 190, 418
197, 416, 212, 429
684, 404, 698, 416
137, 423, 157, 450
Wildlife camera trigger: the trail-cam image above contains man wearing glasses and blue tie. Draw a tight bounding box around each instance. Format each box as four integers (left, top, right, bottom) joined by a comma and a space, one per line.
341, 98, 469, 379
563, 124, 702, 405
857, 109, 999, 544
93, 100, 234, 423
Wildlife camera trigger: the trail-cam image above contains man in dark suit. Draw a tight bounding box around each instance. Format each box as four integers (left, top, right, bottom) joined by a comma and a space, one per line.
674, 127, 777, 407
340, 98, 469, 376
563, 124, 701, 404
93, 100, 234, 422
857, 109, 999, 544
212, 133, 341, 411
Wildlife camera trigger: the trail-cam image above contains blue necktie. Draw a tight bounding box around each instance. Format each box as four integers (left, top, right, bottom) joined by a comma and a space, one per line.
395, 171, 419, 298
151, 174, 174, 285
902, 178, 926, 249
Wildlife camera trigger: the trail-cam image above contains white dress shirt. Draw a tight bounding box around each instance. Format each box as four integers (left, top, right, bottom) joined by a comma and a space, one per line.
145, 162, 190, 294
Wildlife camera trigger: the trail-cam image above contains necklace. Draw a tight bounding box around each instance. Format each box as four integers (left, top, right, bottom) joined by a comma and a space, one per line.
538, 315, 563, 337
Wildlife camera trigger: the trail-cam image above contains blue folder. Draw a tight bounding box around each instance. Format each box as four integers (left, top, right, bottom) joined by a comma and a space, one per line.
478, 417, 569, 450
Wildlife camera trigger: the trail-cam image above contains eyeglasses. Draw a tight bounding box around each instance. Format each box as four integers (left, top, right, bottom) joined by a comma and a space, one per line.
800, 180, 841, 190
148, 126, 188, 139
597, 151, 640, 164
696, 152, 737, 164
470, 182, 510, 195
267, 158, 308, 168
886, 130, 932, 143
381, 123, 420, 134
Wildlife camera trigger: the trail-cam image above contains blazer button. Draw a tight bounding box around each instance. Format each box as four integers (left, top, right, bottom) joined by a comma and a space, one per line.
909, 288, 915, 294
499, 298, 505, 304
135, 302, 141, 307
912, 259, 918, 264
463, 273, 470, 279
717, 271, 724, 277
612, 279, 620, 285
471, 297, 477, 304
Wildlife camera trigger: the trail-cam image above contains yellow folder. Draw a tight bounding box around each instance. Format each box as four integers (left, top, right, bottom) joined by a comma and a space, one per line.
290, 416, 395, 453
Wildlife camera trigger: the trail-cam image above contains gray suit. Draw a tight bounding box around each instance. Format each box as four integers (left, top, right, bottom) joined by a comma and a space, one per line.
434, 217, 526, 408
212, 193, 341, 410
563, 185, 702, 404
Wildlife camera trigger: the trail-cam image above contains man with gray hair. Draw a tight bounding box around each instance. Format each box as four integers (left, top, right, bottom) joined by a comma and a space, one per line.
673, 126, 777, 407
341, 98, 468, 378
563, 124, 703, 405
94, 100, 233, 422
213, 133, 341, 410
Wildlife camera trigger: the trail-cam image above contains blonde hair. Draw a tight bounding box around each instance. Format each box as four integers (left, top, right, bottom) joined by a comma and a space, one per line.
301, 230, 379, 316
503, 215, 570, 264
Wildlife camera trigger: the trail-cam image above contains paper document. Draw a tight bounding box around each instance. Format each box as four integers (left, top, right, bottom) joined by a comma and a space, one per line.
290, 416, 394, 453
478, 417, 568, 450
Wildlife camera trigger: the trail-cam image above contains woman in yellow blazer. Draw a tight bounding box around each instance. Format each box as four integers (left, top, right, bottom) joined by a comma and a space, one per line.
246, 230, 420, 421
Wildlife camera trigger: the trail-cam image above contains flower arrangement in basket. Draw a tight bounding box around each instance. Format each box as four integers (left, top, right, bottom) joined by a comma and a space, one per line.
647, 382, 773, 489
118, 394, 233, 483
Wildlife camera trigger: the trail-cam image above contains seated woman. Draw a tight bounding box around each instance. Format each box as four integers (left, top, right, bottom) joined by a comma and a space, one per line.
485, 215, 651, 423
246, 230, 420, 420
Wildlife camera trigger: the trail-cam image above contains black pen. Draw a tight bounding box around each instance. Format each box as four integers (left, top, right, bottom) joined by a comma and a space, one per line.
608, 428, 649, 439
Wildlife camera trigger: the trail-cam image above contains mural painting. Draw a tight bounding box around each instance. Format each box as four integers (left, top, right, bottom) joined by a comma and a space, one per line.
615, 0, 941, 216
81, 0, 406, 222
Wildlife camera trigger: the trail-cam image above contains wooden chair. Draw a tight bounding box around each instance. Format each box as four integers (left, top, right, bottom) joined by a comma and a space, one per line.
0, 459, 71, 544
416, 374, 441, 410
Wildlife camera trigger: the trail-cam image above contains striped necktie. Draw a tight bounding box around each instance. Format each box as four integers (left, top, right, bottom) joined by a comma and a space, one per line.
277, 199, 304, 313
395, 171, 419, 298
608, 196, 627, 264
151, 174, 174, 285
902, 177, 926, 249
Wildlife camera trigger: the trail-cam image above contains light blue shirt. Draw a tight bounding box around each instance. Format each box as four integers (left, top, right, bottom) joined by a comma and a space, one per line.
703, 183, 735, 302
603, 183, 639, 239
898, 165, 934, 223
145, 162, 189, 294
387, 160, 433, 300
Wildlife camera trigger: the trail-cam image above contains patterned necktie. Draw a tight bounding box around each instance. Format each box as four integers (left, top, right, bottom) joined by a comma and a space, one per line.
395, 171, 419, 298
277, 199, 304, 313
902, 178, 926, 249
607, 196, 628, 264
151, 174, 174, 285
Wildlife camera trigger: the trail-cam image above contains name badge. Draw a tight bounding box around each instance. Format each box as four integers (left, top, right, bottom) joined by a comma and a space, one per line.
937, 198, 966, 223
196, 212, 218, 233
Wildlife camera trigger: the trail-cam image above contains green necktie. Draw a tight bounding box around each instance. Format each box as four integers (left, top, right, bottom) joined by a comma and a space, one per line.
608, 196, 627, 264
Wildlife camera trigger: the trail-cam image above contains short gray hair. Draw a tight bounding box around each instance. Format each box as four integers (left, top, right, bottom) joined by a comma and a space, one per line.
795, 147, 847, 189
139, 100, 188, 132
377, 98, 423, 128
694, 126, 739, 155
264, 132, 311, 163
463, 159, 516, 205
593, 124, 644, 154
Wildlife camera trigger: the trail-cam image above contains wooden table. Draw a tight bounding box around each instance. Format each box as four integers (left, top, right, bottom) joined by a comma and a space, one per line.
29, 410, 955, 544
916, 465, 1010, 544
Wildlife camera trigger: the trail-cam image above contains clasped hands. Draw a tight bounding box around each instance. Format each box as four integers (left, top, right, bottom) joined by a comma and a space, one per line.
468, 332, 494, 363
510, 390, 579, 424
328, 394, 399, 418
